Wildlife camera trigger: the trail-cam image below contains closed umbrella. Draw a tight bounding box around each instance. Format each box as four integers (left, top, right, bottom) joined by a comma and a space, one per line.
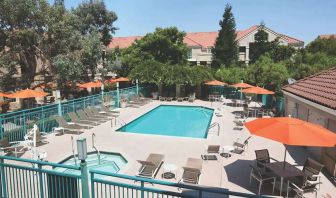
244, 117, 336, 167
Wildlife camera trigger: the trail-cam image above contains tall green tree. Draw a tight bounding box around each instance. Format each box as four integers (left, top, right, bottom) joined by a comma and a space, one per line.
249, 24, 270, 63
212, 4, 238, 68
306, 36, 336, 56
74, 1, 118, 46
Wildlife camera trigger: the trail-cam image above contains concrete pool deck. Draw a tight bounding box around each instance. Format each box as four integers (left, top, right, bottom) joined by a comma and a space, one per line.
20, 99, 336, 197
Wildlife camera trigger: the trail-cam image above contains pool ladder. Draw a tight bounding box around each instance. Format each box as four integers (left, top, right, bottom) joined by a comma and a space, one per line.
209, 122, 220, 136
92, 133, 101, 165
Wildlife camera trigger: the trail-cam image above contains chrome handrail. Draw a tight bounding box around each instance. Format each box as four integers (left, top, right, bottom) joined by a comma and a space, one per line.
92, 133, 101, 164
209, 122, 220, 136
71, 136, 77, 166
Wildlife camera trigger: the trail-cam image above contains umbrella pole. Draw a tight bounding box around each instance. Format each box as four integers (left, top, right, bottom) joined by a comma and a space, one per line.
283, 147, 287, 169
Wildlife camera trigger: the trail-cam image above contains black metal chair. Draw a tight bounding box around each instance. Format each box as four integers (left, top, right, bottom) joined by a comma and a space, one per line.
287, 176, 320, 198
249, 164, 276, 195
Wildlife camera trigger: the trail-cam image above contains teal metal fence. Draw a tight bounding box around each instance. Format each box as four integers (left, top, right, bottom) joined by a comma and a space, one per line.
0, 86, 142, 143
0, 155, 82, 198
90, 170, 269, 198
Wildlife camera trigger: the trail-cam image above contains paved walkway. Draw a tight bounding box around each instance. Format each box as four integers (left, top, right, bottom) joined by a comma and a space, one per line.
21, 99, 336, 197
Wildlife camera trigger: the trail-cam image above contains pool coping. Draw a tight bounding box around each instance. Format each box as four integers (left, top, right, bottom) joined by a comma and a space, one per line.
116, 104, 215, 139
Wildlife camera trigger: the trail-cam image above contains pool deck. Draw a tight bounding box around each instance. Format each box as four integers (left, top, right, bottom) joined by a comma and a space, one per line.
20, 99, 336, 197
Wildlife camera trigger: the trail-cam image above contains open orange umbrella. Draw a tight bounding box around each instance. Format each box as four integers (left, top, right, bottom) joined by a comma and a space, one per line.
6, 89, 48, 99
245, 117, 336, 167
114, 77, 129, 82
240, 86, 274, 95
231, 82, 254, 88
79, 81, 102, 88
205, 80, 227, 86
0, 92, 8, 97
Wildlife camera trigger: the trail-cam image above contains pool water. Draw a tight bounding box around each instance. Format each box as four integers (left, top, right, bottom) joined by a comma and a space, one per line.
55, 152, 127, 175
117, 105, 214, 138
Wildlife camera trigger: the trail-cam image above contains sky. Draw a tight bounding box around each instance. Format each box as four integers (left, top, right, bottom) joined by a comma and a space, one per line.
52, 0, 336, 44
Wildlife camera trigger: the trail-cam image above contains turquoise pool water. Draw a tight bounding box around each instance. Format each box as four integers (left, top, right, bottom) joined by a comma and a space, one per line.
117, 105, 214, 138
55, 152, 127, 175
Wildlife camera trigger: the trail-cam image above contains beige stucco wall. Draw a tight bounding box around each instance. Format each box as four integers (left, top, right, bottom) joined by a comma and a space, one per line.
284, 92, 336, 176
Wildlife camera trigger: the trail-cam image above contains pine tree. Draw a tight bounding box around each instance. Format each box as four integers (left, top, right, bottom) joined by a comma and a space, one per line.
212, 4, 238, 68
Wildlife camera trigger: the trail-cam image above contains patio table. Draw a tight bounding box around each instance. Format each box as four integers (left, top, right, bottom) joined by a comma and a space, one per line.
264, 161, 304, 196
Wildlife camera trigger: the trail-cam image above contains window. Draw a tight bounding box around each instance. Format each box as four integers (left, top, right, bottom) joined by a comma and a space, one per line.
239, 46, 246, 53
187, 49, 192, 59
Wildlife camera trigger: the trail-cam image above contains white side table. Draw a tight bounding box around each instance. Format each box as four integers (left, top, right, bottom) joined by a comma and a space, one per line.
53, 127, 64, 135
162, 164, 177, 179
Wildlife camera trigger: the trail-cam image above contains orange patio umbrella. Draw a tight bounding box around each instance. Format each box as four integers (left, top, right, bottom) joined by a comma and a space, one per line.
114, 77, 130, 82
79, 81, 102, 88
231, 82, 254, 88
245, 117, 336, 167
240, 86, 274, 95
0, 92, 8, 97
6, 89, 48, 99
205, 80, 227, 86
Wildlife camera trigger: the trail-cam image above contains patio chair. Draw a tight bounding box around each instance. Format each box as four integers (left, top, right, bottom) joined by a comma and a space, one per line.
180, 158, 203, 184
0, 137, 27, 157
76, 109, 106, 123
188, 94, 195, 103
233, 136, 251, 154
255, 149, 273, 172
249, 164, 276, 195
24, 125, 48, 146
287, 176, 320, 198
54, 116, 85, 134
233, 119, 246, 130
166, 97, 173, 102
136, 153, 164, 178
302, 158, 324, 188
177, 97, 183, 102
68, 112, 99, 126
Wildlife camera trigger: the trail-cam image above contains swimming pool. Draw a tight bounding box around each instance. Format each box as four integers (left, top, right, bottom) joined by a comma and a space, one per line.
55, 152, 127, 175
117, 105, 214, 138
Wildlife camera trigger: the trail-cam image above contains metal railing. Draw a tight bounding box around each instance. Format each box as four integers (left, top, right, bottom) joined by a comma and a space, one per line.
209, 122, 220, 136
90, 170, 269, 198
0, 86, 143, 143
0, 155, 82, 198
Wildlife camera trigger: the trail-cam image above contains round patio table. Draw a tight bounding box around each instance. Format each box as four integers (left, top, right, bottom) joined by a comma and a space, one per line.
220, 146, 234, 158
162, 164, 177, 179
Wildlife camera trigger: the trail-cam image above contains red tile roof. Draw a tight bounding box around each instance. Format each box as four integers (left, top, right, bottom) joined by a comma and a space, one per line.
108, 25, 303, 49
318, 34, 336, 39
283, 67, 336, 109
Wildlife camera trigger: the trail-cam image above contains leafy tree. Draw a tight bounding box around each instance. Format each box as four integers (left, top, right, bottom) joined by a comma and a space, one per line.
74, 1, 118, 46
212, 4, 238, 68
215, 67, 247, 84
270, 40, 296, 62
0, 0, 49, 88
306, 36, 336, 56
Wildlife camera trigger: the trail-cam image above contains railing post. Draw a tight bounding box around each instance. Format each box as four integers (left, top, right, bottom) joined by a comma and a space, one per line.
136, 79, 139, 95
38, 164, 44, 198
23, 112, 27, 139
140, 181, 145, 198
0, 116, 3, 139
41, 107, 45, 132
80, 160, 90, 198
116, 82, 120, 108
0, 158, 7, 198
72, 100, 75, 112
198, 190, 202, 198
90, 172, 95, 198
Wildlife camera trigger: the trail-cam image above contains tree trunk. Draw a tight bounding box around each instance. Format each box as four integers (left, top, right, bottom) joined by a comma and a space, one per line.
19, 50, 37, 89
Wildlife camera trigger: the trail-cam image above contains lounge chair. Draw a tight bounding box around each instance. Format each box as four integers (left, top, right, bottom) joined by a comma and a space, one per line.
54, 116, 86, 134
24, 125, 48, 146
83, 108, 109, 121
89, 106, 118, 119
206, 145, 220, 154
233, 136, 251, 154
177, 97, 183, 102
136, 153, 164, 178
68, 112, 99, 126
188, 95, 195, 103
233, 119, 245, 130
77, 109, 106, 123
0, 137, 27, 157
100, 105, 120, 114
159, 96, 166, 101
166, 97, 173, 102
180, 158, 203, 184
